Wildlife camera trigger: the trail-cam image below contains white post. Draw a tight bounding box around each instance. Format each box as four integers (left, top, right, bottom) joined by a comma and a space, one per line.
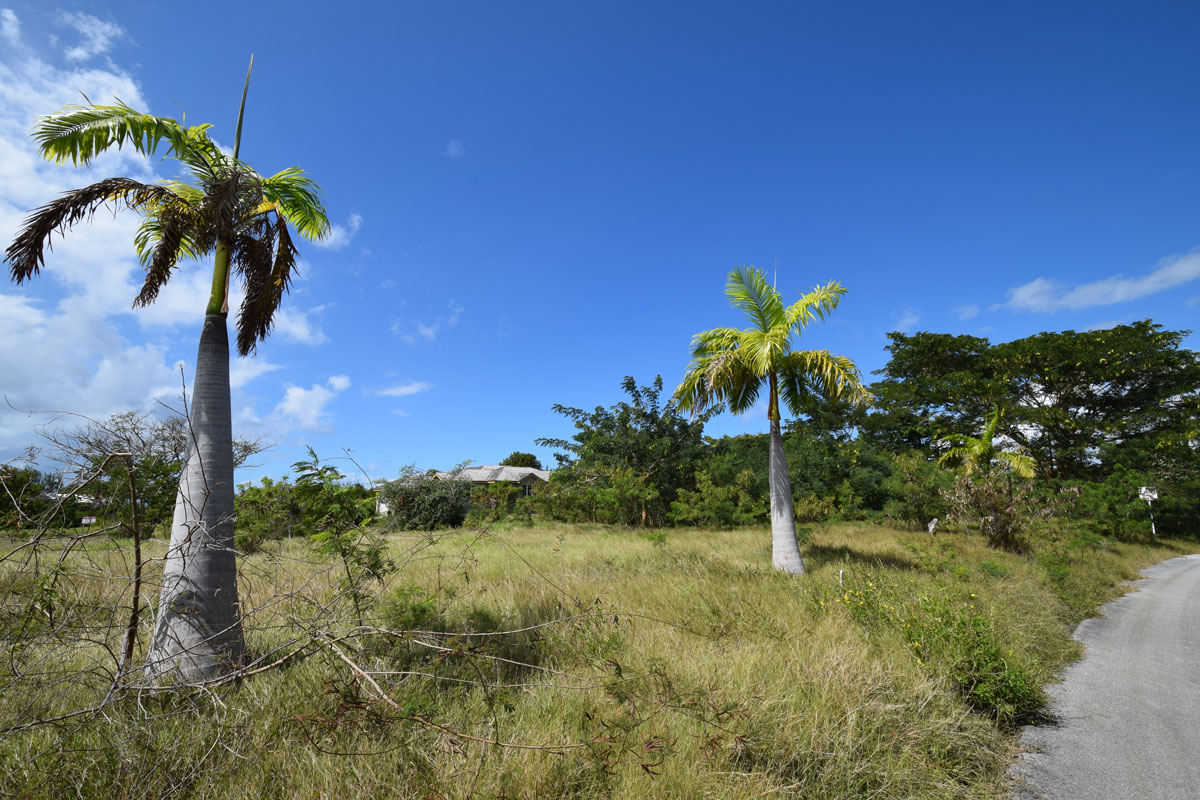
1139, 487, 1158, 538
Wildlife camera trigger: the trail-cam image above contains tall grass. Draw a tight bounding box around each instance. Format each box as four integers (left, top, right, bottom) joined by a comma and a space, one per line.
0, 522, 1187, 798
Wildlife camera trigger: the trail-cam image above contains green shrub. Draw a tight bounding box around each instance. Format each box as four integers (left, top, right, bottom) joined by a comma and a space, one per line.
378, 466, 473, 531
1074, 466, 1154, 541
234, 476, 302, 553
882, 452, 952, 527
793, 493, 836, 523
668, 469, 765, 528
822, 571, 1045, 727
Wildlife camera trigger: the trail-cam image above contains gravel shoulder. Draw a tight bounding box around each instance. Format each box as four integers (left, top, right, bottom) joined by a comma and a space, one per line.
1010, 552, 1200, 800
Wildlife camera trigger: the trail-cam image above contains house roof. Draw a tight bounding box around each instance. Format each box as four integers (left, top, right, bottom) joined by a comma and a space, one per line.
438, 465, 550, 483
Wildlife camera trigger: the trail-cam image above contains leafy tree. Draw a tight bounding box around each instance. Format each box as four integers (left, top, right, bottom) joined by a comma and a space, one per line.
4, 64, 330, 681
0, 465, 50, 529
537, 376, 716, 526
870, 322, 1200, 482
993, 321, 1200, 480
674, 266, 867, 574
499, 452, 542, 470
865, 332, 998, 453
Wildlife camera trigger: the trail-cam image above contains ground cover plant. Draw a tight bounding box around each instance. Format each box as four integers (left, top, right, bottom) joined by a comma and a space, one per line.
0, 519, 1187, 799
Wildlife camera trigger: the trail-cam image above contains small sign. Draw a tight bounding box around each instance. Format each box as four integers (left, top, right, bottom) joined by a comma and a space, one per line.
1138, 487, 1158, 502
81, 516, 97, 525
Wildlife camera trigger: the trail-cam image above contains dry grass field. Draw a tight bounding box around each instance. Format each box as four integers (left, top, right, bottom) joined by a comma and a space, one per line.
1, 521, 1190, 799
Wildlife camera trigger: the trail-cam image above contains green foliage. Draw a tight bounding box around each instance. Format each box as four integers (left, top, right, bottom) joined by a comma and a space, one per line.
234, 476, 302, 553
537, 376, 714, 526
942, 466, 1064, 553
1073, 465, 1155, 541
378, 466, 473, 531
668, 469, 765, 528
674, 266, 868, 420
499, 451, 542, 470
870, 322, 1200, 485
292, 448, 390, 620
882, 452, 953, 526
823, 572, 1045, 727
7, 97, 331, 354
465, 481, 535, 526
0, 465, 51, 529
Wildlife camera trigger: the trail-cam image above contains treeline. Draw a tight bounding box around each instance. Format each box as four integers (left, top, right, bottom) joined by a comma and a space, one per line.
6, 321, 1194, 546
514, 320, 1198, 540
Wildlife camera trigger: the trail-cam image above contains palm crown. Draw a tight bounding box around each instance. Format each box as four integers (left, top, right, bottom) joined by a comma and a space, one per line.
675, 266, 869, 418
5, 95, 329, 355
937, 406, 1036, 478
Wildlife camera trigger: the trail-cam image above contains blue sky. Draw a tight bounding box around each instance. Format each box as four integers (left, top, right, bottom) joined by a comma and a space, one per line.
1, 1, 1198, 484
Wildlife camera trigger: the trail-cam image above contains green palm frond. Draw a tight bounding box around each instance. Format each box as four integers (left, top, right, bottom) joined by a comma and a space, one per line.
937, 406, 1034, 477
262, 167, 330, 241
996, 451, 1036, 479
33, 101, 200, 167
785, 281, 846, 334
726, 265, 785, 332
688, 327, 742, 359
12, 81, 330, 363
675, 347, 761, 416
776, 349, 869, 414
6, 178, 180, 282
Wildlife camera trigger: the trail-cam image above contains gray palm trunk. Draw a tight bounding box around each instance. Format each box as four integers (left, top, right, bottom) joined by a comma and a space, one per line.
768, 417, 806, 575
145, 314, 246, 681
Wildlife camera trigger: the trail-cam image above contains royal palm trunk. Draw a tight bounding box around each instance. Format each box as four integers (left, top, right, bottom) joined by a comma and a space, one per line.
769, 417, 805, 575
145, 314, 245, 681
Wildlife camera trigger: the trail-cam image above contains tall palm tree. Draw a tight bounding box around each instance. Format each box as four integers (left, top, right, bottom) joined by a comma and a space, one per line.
937, 406, 1036, 478
4, 62, 330, 681
675, 266, 868, 575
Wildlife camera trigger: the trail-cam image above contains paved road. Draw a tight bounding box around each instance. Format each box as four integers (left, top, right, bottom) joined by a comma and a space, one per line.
1011, 553, 1200, 800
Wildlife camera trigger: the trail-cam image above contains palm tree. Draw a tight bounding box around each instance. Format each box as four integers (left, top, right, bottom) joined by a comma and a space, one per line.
937, 406, 1035, 478
675, 266, 868, 575
4, 62, 330, 681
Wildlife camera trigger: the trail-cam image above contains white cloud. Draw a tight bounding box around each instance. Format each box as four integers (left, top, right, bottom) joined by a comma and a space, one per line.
1187, 296, 1199, 309
230, 357, 283, 389
954, 304, 979, 320
1084, 319, 1122, 332
272, 306, 329, 345
0, 17, 195, 456
390, 409, 411, 417
271, 375, 350, 431
442, 139, 464, 157
1002, 252, 1200, 313
390, 300, 465, 344
895, 310, 920, 333
2, 9, 20, 45
376, 381, 432, 397
313, 212, 362, 250
58, 12, 125, 62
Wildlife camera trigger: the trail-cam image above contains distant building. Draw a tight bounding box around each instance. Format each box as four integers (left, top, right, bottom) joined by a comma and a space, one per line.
438, 465, 551, 497
374, 465, 551, 515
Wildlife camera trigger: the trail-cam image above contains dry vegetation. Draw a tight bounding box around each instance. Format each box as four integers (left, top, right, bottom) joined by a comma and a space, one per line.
1, 521, 1190, 799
